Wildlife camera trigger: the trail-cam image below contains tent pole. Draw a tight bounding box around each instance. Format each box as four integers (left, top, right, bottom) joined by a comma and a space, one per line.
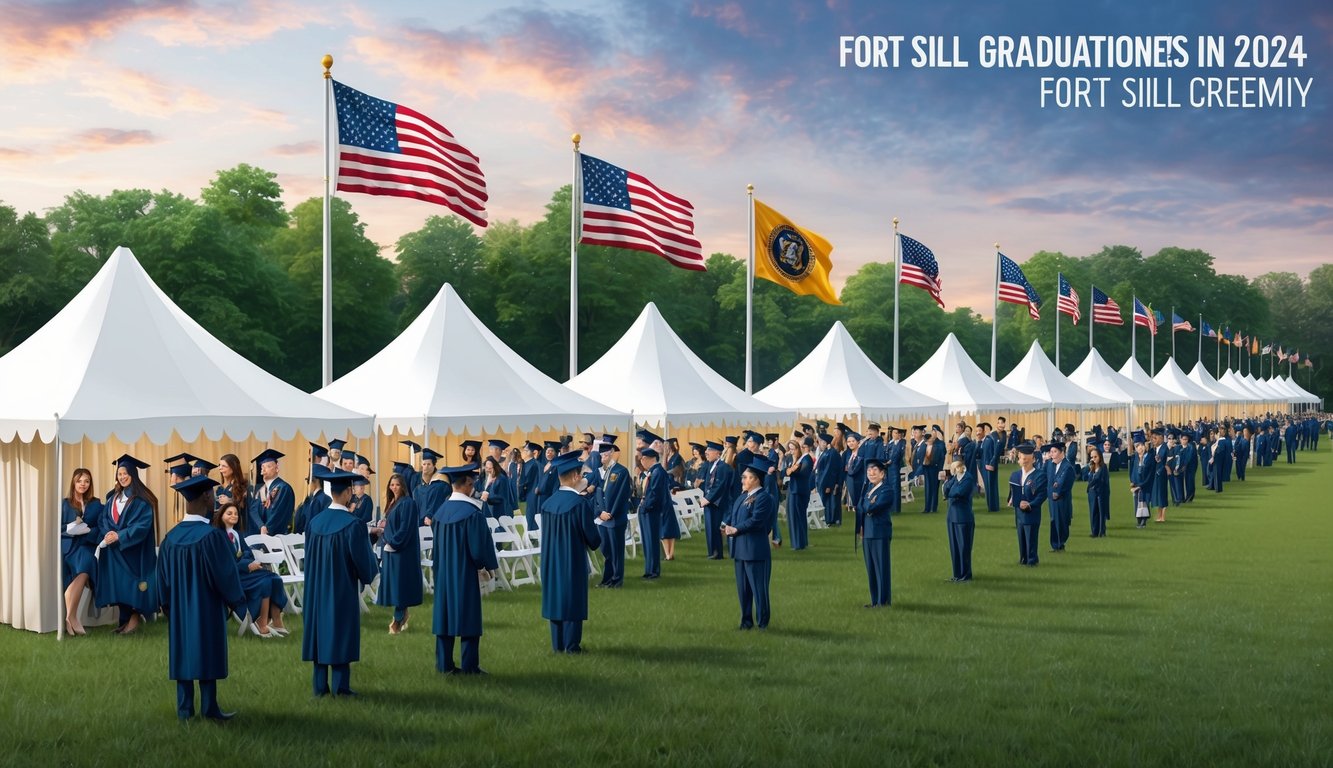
54, 419, 63, 640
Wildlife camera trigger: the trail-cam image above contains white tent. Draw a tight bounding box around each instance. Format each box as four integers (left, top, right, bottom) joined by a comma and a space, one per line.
1221, 370, 1268, 401
1000, 341, 1120, 408
900, 334, 1047, 414
1118, 357, 1190, 404
1189, 363, 1257, 402
316, 283, 627, 435
0, 247, 372, 444
1267, 376, 1317, 404
1067, 349, 1166, 425
0, 246, 374, 634
1246, 374, 1293, 402
1280, 376, 1321, 404
754, 322, 948, 422
1152, 358, 1224, 406
567, 303, 792, 428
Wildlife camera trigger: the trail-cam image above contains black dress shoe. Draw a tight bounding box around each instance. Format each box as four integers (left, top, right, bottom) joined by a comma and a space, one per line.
203, 710, 236, 722
460, 668, 488, 675
334, 690, 357, 697
738, 624, 753, 631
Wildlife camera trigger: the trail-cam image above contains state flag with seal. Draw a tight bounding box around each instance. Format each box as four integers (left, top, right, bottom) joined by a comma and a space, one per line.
752, 198, 841, 305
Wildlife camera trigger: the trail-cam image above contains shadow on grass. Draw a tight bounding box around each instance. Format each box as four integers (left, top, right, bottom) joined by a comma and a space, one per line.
598, 644, 754, 668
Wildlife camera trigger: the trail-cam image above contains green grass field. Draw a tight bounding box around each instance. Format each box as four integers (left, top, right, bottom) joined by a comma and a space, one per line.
3, 449, 1330, 767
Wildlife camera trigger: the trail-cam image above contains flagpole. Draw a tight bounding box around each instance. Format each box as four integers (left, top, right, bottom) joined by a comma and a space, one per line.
745, 184, 755, 394
569, 133, 581, 380
1197, 314, 1203, 365
1149, 307, 1156, 376
1054, 272, 1061, 373
1087, 283, 1094, 351
1215, 332, 1220, 378
1130, 296, 1137, 370
1171, 306, 1176, 362
990, 244, 1000, 378
321, 54, 334, 388
892, 217, 901, 380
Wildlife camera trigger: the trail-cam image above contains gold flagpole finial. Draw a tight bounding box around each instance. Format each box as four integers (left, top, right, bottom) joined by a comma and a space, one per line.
893, 216, 899, 231
572, 133, 581, 149
994, 242, 1000, 251
746, 183, 754, 194
322, 54, 333, 78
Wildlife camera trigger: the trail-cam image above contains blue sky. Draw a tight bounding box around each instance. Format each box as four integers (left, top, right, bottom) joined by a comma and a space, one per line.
1, 0, 1328, 313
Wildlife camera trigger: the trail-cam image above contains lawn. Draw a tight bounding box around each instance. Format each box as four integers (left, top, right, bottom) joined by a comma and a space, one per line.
2, 450, 1329, 767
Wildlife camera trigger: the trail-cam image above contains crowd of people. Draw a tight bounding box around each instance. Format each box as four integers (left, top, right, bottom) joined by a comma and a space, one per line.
56, 413, 1329, 720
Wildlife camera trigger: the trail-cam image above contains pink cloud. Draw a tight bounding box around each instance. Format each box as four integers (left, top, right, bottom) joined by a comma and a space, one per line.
1, 127, 162, 164
74, 68, 218, 118
270, 140, 321, 156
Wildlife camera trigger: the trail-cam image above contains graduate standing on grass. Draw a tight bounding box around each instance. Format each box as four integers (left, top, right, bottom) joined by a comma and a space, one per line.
540, 451, 602, 653
1083, 445, 1110, 538
376, 473, 423, 635
1046, 442, 1074, 552
250, 449, 295, 536
1007, 443, 1047, 567
595, 442, 631, 587
979, 422, 1001, 511
302, 467, 379, 697
859, 459, 894, 606
941, 460, 975, 582
699, 440, 733, 561
432, 464, 499, 675
637, 447, 671, 579
723, 455, 776, 630
414, 448, 448, 527
96, 454, 159, 635
157, 475, 246, 721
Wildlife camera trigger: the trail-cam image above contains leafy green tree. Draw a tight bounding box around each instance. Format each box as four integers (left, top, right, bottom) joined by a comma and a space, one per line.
0, 203, 57, 353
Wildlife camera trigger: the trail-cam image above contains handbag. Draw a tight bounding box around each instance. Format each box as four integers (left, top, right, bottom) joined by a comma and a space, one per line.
1135, 495, 1150, 519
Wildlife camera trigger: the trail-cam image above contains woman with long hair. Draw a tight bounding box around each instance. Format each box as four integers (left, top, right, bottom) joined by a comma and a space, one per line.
481, 457, 515, 518
213, 502, 288, 637
95, 455, 159, 635
293, 467, 330, 535
505, 447, 523, 512
61, 468, 103, 635
686, 443, 706, 488
216, 453, 250, 528
1084, 445, 1110, 537
785, 438, 813, 550
660, 459, 683, 561
376, 473, 423, 634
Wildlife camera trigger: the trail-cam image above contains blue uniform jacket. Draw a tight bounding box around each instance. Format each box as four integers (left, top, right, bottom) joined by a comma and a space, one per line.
598, 461, 632, 523
943, 475, 975, 524
1008, 466, 1048, 524
1046, 461, 1075, 521
728, 489, 775, 561
860, 481, 894, 539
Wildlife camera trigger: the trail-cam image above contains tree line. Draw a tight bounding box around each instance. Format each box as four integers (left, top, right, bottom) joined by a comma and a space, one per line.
1, 164, 1328, 403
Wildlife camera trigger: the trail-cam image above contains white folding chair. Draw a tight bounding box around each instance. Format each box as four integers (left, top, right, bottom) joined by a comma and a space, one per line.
806, 491, 827, 530
900, 468, 915, 503
418, 525, 435, 594
491, 529, 540, 588
671, 489, 704, 538
270, 533, 307, 614
625, 512, 641, 559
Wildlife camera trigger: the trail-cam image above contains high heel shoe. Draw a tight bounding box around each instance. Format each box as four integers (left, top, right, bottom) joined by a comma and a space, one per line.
389, 620, 401, 635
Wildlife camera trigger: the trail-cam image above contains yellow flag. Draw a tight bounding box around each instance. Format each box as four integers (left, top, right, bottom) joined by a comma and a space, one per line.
1251, 337, 1259, 355
752, 198, 841, 305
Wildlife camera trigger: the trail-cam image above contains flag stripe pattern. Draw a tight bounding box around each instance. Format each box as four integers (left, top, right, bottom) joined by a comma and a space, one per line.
997, 253, 1041, 319
1171, 312, 1195, 333
1132, 297, 1156, 334
1091, 286, 1124, 325
579, 153, 705, 271
1057, 273, 1080, 323
332, 80, 488, 227
899, 234, 944, 308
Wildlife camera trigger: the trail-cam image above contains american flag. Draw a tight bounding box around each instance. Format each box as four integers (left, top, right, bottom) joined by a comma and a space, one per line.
1261, 343, 1272, 355
899, 234, 944, 308
1057, 273, 1080, 323
1132, 297, 1156, 334
332, 80, 488, 227
579, 154, 704, 271
997, 253, 1041, 319
1278, 347, 1287, 361
1171, 312, 1194, 333
1202, 321, 1216, 338
1152, 310, 1165, 336
1091, 286, 1123, 325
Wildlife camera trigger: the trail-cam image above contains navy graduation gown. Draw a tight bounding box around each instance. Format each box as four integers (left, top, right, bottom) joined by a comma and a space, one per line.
301, 506, 379, 665
351, 494, 375, 527
414, 478, 450, 526
376, 498, 424, 609
156, 520, 246, 681
540, 489, 600, 622
61, 498, 103, 587
95, 493, 159, 615
224, 527, 287, 620
251, 478, 295, 534
1083, 464, 1110, 536
432, 498, 499, 637
483, 475, 515, 517
293, 491, 330, 535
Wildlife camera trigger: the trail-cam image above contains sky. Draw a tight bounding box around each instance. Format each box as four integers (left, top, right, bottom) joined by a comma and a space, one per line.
1, 0, 1329, 316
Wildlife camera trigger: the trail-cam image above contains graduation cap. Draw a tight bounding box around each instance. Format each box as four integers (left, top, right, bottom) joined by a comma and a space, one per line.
327, 438, 347, 451
688, 441, 705, 452
253, 449, 284, 468
640, 447, 660, 460
931, 424, 943, 434
309, 442, 329, 461
637, 429, 663, 444
391, 461, 413, 475
865, 458, 886, 472
666, 437, 680, 447
552, 450, 584, 475
194, 458, 218, 473
488, 439, 510, 451
844, 430, 862, 442
399, 439, 422, 453
1015, 443, 1036, 455
172, 475, 219, 502
352, 475, 371, 487
112, 454, 149, 479
525, 441, 543, 453
800, 423, 813, 432
867, 422, 882, 430
460, 439, 482, 451
1150, 427, 1165, 436
1048, 441, 1066, 453
912, 425, 926, 432
742, 454, 774, 475
816, 420, 829, 430
764, 432, 779, 442
600, 434, 619, 445
441, 463, 480, 483
705, 440, 724, 452
350, 453, 371, 466
835, 422, 850, 432
817, 433, 833, 444
420, 448, 443, 463
1131, 430, 1147, 444
320, 468, 362, 493
1064, 423, 1076, 434
543, 440, 563, 451
163, 452, 202, 465
724, 436, 738, 446
167, 463, 192, 480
